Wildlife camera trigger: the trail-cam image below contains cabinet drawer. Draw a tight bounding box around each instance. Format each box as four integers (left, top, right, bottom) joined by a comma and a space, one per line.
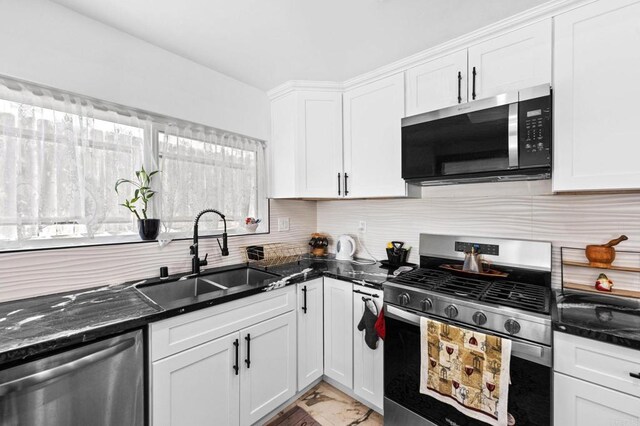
151, 286, 296, 361
554, 332, 640, 397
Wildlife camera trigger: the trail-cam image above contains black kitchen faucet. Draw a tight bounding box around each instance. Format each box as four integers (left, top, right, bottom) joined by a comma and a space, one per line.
190, 209, 229, 275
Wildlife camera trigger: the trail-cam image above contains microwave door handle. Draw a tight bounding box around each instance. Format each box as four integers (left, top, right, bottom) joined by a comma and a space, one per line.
508, 103, 519, 169
0, 338, 135, 397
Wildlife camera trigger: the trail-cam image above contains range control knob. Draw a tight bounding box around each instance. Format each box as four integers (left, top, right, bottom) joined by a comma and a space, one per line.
444, 305, 458, 319
504, 319, 521, 335
472, 311, 487, 325
420, 298, 433, 311
397, 292, 411, 306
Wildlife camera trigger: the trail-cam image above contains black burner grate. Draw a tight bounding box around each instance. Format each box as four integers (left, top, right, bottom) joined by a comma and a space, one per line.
390, 268, 551, 314
435, 276, 490, 299
390, 269, 449, 290
481, 280, 550, 314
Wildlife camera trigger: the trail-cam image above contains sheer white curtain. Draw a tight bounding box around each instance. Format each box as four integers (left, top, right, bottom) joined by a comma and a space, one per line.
0, 78, 151, 249
157, 123, 267, 238
0, 76, 267, 251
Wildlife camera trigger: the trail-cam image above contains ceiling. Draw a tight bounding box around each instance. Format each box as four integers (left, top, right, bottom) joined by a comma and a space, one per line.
50, 0, 548, 91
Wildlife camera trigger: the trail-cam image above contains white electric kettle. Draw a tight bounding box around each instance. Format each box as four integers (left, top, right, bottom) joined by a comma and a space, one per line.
335, 234, 356, 261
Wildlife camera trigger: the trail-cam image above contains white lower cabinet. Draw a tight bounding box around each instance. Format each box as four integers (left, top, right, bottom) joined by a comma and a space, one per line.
152, 332, 240, 426
297, 279, 324, 390
554, 373, 640, 426
323, 277, 353, 388
240, 311, 297, 425
554, 332, 640, 426
352, 284, 384, 412
150, 287, 297, 426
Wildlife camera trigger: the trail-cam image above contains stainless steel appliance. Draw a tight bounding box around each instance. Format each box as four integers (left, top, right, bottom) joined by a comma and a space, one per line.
0, 329, 144, 426
402, 85, 552, 185
384, 234, 552, 426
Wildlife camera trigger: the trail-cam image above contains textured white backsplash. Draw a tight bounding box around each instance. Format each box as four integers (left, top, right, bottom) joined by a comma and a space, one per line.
0, 200, 316, 303
317, 191, 640, 290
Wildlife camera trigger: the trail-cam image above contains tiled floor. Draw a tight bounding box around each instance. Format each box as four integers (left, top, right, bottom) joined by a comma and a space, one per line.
265, 381, 384, 426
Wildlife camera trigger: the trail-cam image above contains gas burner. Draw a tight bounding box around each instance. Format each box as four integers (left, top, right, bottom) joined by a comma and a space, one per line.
435, 276, 489, 299
390, 268, 449, 290
481, 280, 550, 314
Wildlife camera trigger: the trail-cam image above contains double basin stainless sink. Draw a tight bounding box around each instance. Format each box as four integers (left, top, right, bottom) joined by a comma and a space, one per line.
137, 267, 278, 308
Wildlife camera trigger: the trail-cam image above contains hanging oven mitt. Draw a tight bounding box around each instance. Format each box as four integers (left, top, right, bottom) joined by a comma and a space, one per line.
357, 299, 380, 350
375, 307, 385, 340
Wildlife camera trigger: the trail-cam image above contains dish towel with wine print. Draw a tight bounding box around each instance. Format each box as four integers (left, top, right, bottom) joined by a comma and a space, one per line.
419, 317, 512, 426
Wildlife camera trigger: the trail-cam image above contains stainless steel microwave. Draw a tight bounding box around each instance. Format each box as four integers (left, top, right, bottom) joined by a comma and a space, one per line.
401, 84, 551, 185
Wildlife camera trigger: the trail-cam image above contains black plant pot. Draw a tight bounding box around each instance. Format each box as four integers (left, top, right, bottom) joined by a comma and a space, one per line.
138, 219, 160, 241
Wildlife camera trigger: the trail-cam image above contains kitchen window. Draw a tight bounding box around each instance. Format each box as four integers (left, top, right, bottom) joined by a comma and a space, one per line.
0, 77, 267, 251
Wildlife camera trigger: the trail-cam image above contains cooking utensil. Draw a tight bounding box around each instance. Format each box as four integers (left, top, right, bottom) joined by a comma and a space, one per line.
585, 235, 628, 268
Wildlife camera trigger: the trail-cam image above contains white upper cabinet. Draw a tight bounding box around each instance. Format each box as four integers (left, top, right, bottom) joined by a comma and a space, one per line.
405, 50, 468, 116
553, 0, 640, 191
468, 19, 552, 100
270, 90, 343, 198
343, 73, 407, 198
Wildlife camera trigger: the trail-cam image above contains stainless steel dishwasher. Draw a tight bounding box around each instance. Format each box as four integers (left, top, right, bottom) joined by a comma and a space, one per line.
0, 329, 144, 426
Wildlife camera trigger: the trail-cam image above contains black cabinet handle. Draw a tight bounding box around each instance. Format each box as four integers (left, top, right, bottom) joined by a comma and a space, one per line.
244, 334, 251, 368
344, 173, 349, 196
630, 372, 640, 379
302, 286, 308, 314
353, 289, 379, 298
472, 66, 477, 100
457, 71, 462, 104
338, 173, 341, 196
233, 338, 239, 375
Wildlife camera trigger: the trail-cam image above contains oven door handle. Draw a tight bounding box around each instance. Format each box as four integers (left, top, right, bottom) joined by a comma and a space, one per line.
385, 304, 551, 367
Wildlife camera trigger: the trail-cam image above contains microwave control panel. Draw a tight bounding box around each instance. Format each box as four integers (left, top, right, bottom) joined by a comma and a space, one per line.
519, 95, 552, 168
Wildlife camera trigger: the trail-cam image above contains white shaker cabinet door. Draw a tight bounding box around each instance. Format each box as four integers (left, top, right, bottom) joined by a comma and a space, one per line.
554, 372, 640, 426
296, 91, 344, 198
343, 73, 407, 198
323, 277, 353, 388
405, 50, 468, 117
352, 284, 384, 412
297, 278, 324, 390
553, 0, 640, 191
239, 311, 296, 426
468, 19, 551, 100
152, 332, 240, 426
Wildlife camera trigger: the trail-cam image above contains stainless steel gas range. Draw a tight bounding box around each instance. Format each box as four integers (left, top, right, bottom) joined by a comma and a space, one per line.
384, 234, 552, 426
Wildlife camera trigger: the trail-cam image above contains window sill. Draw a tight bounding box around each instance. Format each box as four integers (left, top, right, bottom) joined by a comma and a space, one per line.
0, 229, 271, 254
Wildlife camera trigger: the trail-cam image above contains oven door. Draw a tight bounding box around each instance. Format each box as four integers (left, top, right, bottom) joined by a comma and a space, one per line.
401, 93, 519, 183
384, 304, 551, 426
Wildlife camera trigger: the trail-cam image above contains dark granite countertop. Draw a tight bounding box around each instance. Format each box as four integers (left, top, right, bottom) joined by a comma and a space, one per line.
0, 256, 406, 367
553, 290, 640, 350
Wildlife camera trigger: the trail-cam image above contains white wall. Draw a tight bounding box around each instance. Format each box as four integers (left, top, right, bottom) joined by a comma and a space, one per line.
0, 0, 269, 140
317, 185, 640, 291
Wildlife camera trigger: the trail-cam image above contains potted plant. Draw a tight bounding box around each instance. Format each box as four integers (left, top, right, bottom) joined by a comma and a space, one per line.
115, 166, 161, 241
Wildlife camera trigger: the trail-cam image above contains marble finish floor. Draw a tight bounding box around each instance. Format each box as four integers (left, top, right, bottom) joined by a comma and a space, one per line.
265, 381, 383, 426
